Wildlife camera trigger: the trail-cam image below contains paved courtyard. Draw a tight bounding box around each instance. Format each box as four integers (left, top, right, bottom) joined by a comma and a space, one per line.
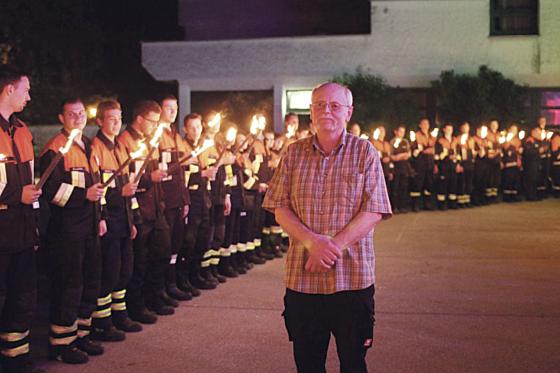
36, 199, 560, 372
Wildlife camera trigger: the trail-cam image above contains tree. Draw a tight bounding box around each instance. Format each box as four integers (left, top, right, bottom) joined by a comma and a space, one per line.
431, 65, 527, 126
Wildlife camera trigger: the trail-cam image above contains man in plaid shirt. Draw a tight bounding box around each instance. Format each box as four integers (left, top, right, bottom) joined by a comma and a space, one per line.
263, 82, 392, 373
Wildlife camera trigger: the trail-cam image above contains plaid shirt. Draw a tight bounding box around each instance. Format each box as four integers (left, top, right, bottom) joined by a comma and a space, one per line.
263, 132, 392, 294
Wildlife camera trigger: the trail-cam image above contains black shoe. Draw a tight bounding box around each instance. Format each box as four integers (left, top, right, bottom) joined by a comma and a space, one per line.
159, 290, 179, 308
129, 308, 158, 324
114, 317, 143, 333
200, 269, 219, 286
211, 267, 227, 283
76, 337, 104, 356
190, 274, 217, 290
49, 345, 89, 364
272, 245, 284, 258
146, 302, 175, 316
178, 279, 201, 297
167, 284, 192, 301
218, 263, 238, 278
1, 353, 46, 373
248, 252, 266, 265
91, 326, 126, 342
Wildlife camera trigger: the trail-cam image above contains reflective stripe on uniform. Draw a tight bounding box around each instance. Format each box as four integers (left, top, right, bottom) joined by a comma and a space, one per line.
1, 343, 29, 357
0, 330, 29, 342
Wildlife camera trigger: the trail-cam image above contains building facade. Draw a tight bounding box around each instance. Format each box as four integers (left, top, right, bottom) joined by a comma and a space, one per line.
142, 0, 560, 132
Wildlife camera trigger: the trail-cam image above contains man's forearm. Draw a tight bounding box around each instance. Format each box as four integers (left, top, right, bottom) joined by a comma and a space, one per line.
274, 206, 316, 248
333, 212, 382, 250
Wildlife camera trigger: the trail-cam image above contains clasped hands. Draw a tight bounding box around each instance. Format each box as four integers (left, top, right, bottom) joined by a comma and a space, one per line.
304, 234, 343, 273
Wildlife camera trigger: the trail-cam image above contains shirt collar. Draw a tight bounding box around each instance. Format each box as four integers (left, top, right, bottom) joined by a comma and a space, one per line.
127, 125, 145, 141
310, 130, 348, 156
96, 130, 115, 150
0, 114, 22, 133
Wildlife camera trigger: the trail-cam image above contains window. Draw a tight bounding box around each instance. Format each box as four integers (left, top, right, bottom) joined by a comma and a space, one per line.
541, 91, 560, 126
490, 0, 538, 36
286, 90, 313, 114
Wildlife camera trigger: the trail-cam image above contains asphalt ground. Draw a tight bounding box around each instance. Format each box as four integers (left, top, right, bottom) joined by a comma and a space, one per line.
34, 199, 560, 373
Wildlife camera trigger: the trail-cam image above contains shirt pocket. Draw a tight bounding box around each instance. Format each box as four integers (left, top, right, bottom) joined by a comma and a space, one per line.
341, 173, 365, 207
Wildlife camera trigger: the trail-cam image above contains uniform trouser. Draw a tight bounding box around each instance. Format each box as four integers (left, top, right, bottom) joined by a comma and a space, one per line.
221, 207, 240, 260
436, 161, 457, 206
523, 163, 539, 201
391, 171, 409, 211
473, 161, 489, 204
487, 160, 501, 199
502, 166, 520, 201
238, 210, 252, 254
49, 235, 101, 345
144, 215, 171, 307
93, 236, 133, 329
552, 163, 560, 197
410, 161, 434, 207
207, 205, 225, 267
456, 166, 474, 205
179, 209, 211, 279
0, 248, 36, 367
164, 207, 185, 286
127, 221, 153, 312
538, 157, 550, 196
283, 285, 375, 373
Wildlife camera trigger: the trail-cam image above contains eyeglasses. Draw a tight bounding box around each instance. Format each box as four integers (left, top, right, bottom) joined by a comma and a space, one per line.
142, 116, 159, 125
311, 102, 351, 113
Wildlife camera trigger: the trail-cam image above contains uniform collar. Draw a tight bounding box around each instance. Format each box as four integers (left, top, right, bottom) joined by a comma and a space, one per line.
0, 113, 22, 133
96, 130, 115, 150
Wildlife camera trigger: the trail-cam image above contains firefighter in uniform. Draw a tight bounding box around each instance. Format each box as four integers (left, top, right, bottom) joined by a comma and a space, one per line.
157, 95, 191, 304
536, 117, 551, 198
179, 113, 218, 291
410, 118, 436, 211
40, 98, 104, 364
473, 125, 490, 206
551, 132, 560, 198
486, 120, 502, 203
119, 100, 172, 323
435, 123, 458, 210
501, 125, 522, 202
522, 127, 542, 201
456, 122, 475, 208
389, 125, 411, 213
370, 126, 393, 207
0, 67, 42, 373
90, 100, 142, 343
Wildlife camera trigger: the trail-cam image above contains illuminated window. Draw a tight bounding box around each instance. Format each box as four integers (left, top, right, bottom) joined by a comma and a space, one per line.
541, 91, 560, 126
490, 0, 538, 36
286, 90, 313, 113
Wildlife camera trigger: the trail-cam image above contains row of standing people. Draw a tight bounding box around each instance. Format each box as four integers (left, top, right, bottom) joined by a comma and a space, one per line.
363, 118, 560, 213
0, 66, 297, 372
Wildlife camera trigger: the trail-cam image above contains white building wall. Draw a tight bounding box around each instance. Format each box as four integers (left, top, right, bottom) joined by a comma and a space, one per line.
142, 0, 560, 129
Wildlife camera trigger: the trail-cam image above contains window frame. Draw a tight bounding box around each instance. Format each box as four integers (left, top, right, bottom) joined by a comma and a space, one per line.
489, 0, 539, 36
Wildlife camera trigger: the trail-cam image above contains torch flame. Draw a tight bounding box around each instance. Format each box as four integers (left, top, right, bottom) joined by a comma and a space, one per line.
192, 138, 215, 158
460, 134, 468, 146
286, 124, 296, 139
546, 131, 554, 140
540, 129, 546, 141
149, 124, 165, 148
0, 153, 5, 161
431, 128, 439, 138
506, 132, 514, 143
499, 135, 506, 145
373, 128, 380, 141
393, 138, 401, 149
130, 141, 147, 160
360, 134, 369, 140
226, 127, 238, 143
257, 115, 266, 131
480, 126, 488, 139
250, 115, 259, 135
409, 131, 416, 142
518, 130, 526, 140
59, 129, 81, 154
208, 113, 222, 131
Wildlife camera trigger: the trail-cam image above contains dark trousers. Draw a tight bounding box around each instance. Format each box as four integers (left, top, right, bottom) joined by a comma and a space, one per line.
456, 166, 474, 205
164, 207, 185, 285
283, 285, 375, 373
391, 171, 409, 211
502, 167, 520, 201
0, 248, 37, 365
523, 162, 539, 201
127, 221, 153, 312
49, 235, 101, 343
410, 158, 434, 208
94, 236, 133, 328
179, 209, 211, 280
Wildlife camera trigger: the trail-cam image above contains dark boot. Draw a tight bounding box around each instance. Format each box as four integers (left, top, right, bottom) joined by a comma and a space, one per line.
48, 344, 89, 364
129, 307, 158, 324
192, 269, 217, 290
113, 312, 143, 332
167, 284, 192, 301
177, 277, 201, 297
91, 326, 126, 342
76, 336, 104, 356
211, 266, 227, 283
218, 257, 239, 278
159, 290, 179, 308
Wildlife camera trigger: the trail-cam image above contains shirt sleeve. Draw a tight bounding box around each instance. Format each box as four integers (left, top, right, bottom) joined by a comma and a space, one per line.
262, 149, 291, 213
360, 144, 392, 219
